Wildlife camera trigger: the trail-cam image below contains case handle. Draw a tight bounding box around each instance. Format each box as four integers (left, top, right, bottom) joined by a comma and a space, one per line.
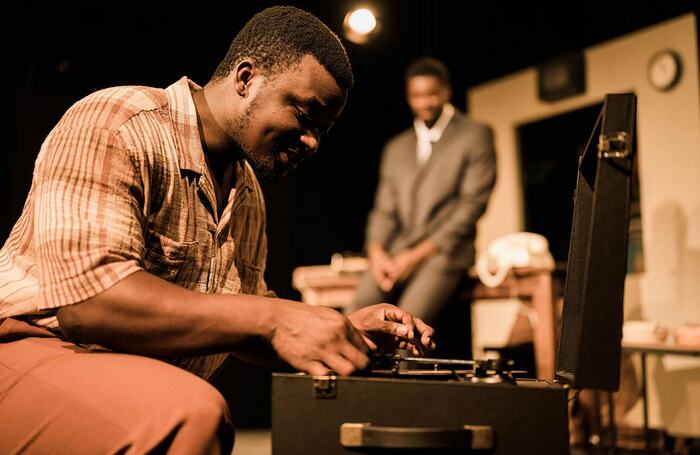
340, 422, 493, 450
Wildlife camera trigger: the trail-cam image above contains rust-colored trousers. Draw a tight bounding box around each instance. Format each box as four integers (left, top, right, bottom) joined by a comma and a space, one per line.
0, 318, 234, 454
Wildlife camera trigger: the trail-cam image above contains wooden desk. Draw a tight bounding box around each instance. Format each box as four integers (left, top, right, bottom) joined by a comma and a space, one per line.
292, 266, 560, 379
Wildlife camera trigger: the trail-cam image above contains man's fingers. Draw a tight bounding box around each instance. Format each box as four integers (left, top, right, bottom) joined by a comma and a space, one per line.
414, 317, 436, 349
410, 343, 422, 356
387, 267, 401, 282
372, 264, 396, 292
360, 333, 378, 351
382, 260, 398, 276
379, 277, 395, 292
372, 270, 388, 288
340, 343, 370, 370
378, 320, 415, 341
322, 352, 359, 376
400, 311, 416, 341
410, 315, 434, 343
303, 360, 331, 376
347, 324, 371, 355
384, 306, 416, 340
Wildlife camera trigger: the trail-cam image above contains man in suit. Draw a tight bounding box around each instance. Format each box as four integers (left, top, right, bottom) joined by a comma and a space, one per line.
350, 57, 496, 358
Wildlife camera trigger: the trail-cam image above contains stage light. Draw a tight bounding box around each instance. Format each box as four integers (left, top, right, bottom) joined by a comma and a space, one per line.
348, 8, 376, 34
343, 7, 379, 44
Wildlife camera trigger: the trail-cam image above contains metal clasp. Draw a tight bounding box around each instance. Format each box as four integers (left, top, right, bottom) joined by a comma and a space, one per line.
598, 131, 631, 159
312, 374, 337, 399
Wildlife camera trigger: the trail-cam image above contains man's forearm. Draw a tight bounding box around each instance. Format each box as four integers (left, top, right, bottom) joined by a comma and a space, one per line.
56, 269, 433, 376
57, 270, 275, 358
411, 238, 439, 261
367, 242, 388, 260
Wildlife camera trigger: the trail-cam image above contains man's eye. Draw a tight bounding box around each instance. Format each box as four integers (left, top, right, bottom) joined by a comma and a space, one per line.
295, 109, 319, 132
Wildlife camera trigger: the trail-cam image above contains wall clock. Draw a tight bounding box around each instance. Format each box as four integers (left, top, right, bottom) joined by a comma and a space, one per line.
648, 49, 683, 91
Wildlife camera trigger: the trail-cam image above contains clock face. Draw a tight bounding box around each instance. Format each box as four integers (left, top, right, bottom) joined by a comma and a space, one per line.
648, 50, 682, 91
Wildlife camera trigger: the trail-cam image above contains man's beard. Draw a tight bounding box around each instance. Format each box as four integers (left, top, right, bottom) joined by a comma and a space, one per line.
245, 153, 282, 184
235, 97, 283, 184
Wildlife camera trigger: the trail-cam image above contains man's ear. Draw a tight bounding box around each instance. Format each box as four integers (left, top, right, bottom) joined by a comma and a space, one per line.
234, 60, 257, 97
445, 84, 453, 102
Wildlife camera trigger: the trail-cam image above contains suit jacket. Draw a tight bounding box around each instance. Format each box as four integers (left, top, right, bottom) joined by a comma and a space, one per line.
366, 111, 496, 269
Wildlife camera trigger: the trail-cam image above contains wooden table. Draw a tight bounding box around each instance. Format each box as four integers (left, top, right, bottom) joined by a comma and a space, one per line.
292, 266, 561, 379
463, 267, 560, 380
622, 342, 700, 452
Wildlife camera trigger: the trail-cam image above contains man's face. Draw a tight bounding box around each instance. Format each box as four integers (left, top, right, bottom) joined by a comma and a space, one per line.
228, 55, 347, 183
406, 75, 450, 125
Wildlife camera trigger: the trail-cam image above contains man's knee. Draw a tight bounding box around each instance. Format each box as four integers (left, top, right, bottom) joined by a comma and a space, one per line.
179, 376, 231, 424
131, 363, 234, 453
0, 346, 234, 454
176, 380, 234, 452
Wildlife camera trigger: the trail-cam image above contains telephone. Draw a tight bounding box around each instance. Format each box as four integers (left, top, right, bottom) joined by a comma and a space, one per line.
476, 232, 555, 287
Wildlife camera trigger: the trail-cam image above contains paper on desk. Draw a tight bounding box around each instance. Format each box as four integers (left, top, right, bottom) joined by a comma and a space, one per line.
661, 355, 700, 371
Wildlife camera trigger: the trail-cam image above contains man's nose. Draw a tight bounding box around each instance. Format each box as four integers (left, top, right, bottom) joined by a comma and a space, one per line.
300, 131, 319, 156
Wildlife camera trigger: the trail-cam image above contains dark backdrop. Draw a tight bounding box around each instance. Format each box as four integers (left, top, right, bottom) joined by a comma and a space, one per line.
5, 0, 699, 298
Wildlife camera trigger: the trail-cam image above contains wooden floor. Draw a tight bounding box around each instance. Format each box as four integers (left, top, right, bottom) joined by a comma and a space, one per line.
232, 428, 271, 455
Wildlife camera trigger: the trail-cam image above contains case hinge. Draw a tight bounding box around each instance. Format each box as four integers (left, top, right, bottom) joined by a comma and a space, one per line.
598, 131, 631, 159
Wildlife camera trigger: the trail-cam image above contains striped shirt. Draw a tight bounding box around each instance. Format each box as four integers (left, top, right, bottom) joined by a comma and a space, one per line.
0, 77, 272, 378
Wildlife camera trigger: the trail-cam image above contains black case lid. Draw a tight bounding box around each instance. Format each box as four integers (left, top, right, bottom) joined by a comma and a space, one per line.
555, 94, 637, 391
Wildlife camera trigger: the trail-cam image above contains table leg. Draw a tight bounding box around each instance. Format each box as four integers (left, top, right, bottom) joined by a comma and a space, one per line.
641, 352, 650, 452
530, 273, 556, 379
608, 392, 616, 453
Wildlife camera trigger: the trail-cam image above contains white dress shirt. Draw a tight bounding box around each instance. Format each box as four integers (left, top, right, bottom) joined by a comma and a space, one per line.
413, 103, 455, 165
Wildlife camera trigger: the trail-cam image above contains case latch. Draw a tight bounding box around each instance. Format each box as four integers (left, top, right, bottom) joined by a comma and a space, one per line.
312, 374, 337, 399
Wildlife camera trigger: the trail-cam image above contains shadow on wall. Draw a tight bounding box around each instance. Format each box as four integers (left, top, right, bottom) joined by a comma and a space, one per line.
649, 202, 700, 325
682, 205, 700, 322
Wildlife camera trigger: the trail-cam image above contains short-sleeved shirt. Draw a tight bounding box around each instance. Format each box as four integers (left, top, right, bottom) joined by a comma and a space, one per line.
0, 77, 271, 378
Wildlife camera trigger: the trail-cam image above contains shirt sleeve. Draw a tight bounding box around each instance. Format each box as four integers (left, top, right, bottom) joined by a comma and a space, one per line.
33, 125, 145, 310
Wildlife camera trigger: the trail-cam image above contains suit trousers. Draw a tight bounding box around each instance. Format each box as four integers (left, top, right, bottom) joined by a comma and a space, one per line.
350, 255, 472, 359
0, 318, 234, 454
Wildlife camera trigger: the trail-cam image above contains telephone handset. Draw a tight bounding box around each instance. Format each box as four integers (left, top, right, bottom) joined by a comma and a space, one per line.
476, 232, 555, 287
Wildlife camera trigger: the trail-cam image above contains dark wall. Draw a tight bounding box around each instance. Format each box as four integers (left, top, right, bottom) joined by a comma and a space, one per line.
5, 0, 699, 298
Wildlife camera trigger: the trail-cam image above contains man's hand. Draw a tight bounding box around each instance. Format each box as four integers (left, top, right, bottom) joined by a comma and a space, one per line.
347, 303, 435, 356
268, 300, 370, 376
389, 249, 422, 284
368, 244, 397, 292
388, 239, 439, 284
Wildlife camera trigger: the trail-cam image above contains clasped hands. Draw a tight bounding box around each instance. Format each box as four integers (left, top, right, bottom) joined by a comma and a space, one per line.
369, 240, 438, 292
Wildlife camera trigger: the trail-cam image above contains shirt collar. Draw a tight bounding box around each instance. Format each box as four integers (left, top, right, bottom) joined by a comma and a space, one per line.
413, 103, 455, 143
165, 77, 208, 176
165, 77, 254, 192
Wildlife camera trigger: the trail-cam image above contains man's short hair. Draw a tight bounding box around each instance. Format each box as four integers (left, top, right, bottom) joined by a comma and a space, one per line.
404, 57, 451, 87
212, 6, 354, 90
